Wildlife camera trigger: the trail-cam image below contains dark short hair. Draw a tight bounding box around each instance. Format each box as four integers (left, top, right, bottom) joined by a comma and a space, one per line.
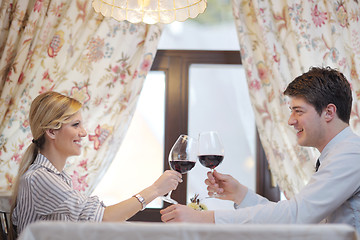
283, 67, 352, 123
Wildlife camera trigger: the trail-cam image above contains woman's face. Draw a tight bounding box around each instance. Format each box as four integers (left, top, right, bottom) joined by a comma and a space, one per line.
53, 111, 87, 158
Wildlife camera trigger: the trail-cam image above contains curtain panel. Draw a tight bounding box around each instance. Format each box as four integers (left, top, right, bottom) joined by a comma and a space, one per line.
0, 0, 163, 197
232, 0, 360, 197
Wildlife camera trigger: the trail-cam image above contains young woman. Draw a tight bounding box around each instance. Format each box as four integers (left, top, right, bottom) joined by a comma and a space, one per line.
10, 91, 182, 237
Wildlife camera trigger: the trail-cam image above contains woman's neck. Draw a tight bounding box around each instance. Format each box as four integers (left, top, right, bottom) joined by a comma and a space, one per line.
40, 148, 67, 172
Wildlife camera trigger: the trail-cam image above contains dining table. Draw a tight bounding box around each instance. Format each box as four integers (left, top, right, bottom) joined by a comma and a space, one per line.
18, 221, 359, 240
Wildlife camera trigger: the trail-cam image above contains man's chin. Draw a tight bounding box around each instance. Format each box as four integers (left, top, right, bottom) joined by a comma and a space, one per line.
297, 141, 311, 147
297, 138, 306, 146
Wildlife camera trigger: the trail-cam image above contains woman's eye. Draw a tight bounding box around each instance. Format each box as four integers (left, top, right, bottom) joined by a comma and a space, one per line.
72, 122, 80, 127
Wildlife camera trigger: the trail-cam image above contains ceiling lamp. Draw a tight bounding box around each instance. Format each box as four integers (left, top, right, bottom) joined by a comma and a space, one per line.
92, 0, 207, 24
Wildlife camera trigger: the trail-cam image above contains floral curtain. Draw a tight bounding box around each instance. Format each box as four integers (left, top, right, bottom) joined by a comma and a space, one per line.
232, 0, 360, 198
0, 0, 163, 200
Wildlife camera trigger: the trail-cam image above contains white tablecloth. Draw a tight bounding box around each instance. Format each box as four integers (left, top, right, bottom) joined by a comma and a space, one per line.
18, 221, 359, 240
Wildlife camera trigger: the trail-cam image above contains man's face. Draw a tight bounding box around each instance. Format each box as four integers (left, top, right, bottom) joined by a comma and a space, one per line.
288, 97, 326, 150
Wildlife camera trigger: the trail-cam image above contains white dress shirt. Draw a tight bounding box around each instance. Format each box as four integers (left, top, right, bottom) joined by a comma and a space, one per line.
215, 127, 360, 233
12, 153, 105, 234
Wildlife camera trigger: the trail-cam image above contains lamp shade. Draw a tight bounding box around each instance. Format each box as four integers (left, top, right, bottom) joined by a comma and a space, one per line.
92, 0, 207, 24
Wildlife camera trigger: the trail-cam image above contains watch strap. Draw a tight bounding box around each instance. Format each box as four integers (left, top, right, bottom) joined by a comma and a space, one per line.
133, 194, 146, 211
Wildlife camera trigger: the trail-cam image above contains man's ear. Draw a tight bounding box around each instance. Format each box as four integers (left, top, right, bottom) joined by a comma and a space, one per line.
45, 129, 57, 140
324, 104, 336, 121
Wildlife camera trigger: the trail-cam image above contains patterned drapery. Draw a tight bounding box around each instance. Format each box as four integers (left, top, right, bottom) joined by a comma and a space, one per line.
0, 0, 163, 196
232, 0, 360, 198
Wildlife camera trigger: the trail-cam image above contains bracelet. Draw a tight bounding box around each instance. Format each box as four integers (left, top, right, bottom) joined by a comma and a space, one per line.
133, 194, 146, 211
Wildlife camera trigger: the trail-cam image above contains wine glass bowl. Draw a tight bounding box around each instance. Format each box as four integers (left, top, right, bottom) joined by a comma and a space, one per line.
198, 131, 224, 198
198, 131, 224, 172
169, 160, 196, 174
198, 155, 224, 170
162, 134, 197, 204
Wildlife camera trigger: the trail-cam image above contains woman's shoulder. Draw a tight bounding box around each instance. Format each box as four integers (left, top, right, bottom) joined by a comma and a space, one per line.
22, 164, 55, 184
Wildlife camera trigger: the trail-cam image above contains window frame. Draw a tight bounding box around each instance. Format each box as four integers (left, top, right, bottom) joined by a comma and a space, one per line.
128, 50, 279, 222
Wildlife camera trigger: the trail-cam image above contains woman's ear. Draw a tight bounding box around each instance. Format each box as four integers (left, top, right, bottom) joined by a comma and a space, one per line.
45, 129, 57, 140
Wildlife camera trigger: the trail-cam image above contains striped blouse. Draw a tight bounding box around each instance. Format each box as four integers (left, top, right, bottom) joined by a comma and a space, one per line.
12, 153, 105, 234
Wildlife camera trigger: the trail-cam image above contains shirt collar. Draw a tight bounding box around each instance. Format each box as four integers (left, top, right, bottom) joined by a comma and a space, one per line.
34, 153, 72, 183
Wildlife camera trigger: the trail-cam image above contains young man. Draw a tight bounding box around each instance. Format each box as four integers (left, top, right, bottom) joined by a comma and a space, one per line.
160, 67, 360, 233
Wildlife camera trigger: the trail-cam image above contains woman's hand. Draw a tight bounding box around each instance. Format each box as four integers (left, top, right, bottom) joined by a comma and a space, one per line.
103, 170, 182, 222
160, 204, 214, 223
205, 170, 248, 204
152, 170, 183, 197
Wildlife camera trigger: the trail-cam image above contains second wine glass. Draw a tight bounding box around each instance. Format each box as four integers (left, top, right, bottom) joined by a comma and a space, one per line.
162, 134, 197, 204
198, 131, 224, 197
198, 131, 225, 172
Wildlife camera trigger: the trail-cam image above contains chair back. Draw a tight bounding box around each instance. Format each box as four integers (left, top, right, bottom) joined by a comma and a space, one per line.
0, 210, 9, 240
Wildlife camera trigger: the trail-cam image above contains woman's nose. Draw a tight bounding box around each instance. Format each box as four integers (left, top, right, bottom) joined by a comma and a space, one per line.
80, 127, 87, 137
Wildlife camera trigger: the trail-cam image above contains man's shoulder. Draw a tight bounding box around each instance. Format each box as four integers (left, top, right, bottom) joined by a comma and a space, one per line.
333, 128, 360, 148
341, 130, 360, 148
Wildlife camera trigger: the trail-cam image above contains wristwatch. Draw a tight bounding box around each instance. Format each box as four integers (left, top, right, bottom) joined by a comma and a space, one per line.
133, 194, 146, 211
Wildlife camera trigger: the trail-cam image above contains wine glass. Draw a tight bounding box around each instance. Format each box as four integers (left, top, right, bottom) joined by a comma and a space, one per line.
198, 131, 224, 197
161, 134, 197, 204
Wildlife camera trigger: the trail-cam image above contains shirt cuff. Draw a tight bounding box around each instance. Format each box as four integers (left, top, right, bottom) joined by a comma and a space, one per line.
238, 189, 269, 208
233, 191, 254, 209
94, 201, 106, 222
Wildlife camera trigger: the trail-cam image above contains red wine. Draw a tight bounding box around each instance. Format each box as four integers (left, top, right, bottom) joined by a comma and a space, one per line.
198, 155, 224, 169
170, 160, 196, 174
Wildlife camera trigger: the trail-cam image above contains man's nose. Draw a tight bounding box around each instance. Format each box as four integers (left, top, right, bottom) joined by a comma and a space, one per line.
288, 114, 296, 126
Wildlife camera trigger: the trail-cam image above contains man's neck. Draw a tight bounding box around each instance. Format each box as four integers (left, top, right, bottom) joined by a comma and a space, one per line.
317, 122, 349, 153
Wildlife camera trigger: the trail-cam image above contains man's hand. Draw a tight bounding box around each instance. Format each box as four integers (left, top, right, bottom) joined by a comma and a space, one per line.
205, 170, 248, 204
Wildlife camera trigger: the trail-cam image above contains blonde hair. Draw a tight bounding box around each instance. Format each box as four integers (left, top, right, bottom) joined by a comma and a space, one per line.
9, 91, 82, 239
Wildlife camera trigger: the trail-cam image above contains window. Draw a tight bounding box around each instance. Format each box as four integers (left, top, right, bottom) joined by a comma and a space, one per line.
93, 50, 279, 221
93, 0, 280, 220
187, 64, 256, 209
